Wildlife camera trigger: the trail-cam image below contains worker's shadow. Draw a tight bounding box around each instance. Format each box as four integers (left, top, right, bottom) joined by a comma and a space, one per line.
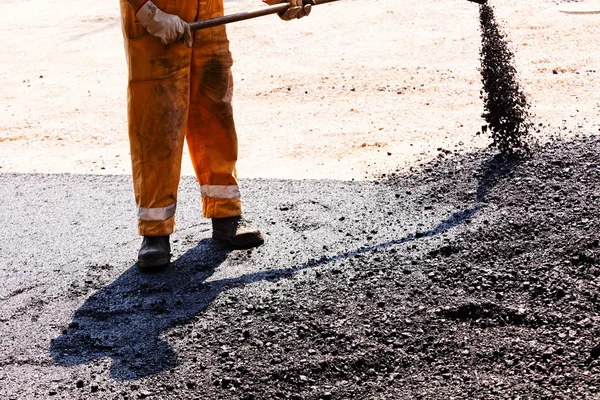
50, 154, 520, 381
50, 209, 478, 381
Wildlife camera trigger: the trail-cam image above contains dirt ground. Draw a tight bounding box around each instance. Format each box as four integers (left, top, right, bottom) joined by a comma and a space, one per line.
1, 0, 599, 180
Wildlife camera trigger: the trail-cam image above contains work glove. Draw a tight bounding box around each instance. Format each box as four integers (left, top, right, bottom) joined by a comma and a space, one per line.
136, 1, 193, 47
264, 0, 312, 21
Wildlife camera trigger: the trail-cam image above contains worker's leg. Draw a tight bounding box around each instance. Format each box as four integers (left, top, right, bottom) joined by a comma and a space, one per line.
186, 0, 243, 219
120, 0, 198, 236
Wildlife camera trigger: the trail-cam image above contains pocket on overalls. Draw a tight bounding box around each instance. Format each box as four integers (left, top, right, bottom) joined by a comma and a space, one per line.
121, 0, 171, 40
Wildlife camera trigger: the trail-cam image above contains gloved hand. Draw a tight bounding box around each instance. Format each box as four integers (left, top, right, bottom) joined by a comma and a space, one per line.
264, 0, 312, 21
136, 1, 193, 47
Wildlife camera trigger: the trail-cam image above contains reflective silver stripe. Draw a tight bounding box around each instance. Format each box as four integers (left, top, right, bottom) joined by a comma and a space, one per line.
200, 185, 241, 199
137, 203, 177, 221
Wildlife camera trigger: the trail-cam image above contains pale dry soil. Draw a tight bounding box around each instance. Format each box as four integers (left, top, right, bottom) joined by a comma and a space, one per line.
0, 0, 599, 180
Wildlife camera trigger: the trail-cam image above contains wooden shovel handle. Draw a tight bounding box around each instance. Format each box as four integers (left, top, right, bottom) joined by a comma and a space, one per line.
188, 0, 341, 32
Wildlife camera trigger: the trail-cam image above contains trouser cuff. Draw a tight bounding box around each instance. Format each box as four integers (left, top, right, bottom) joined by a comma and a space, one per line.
138, 216, 176, 236
203, 198, 242, 219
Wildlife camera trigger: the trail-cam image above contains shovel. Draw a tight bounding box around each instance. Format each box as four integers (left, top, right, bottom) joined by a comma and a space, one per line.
189, 0, 487, 32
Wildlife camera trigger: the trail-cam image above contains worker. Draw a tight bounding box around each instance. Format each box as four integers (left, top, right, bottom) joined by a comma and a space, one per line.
120, 0, 311, 269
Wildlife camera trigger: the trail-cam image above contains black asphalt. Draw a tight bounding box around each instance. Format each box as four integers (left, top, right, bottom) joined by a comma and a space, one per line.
1, 137, 599, 399
0, 167, 474, 398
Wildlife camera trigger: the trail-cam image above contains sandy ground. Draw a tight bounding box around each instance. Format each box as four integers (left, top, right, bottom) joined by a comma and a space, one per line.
0, 0, 599, 180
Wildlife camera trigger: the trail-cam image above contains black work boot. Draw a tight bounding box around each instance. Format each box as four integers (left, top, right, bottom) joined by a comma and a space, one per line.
212, 216, 264, 249
137, 236, 171, 270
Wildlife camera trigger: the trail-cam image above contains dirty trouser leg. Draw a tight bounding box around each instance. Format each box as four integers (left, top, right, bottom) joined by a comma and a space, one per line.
120, 0, 196, 236
187, 0, 243, 218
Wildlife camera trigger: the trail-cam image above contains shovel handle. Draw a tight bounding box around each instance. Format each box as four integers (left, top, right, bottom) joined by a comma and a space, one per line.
189, 0, 341, 32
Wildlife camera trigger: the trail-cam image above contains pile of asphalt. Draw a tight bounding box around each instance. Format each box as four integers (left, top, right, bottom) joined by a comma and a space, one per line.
3, 135, 600, 399
168, 137, 599, 399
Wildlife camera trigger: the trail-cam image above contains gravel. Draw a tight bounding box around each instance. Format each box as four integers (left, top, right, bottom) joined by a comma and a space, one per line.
2, 134, 596, 399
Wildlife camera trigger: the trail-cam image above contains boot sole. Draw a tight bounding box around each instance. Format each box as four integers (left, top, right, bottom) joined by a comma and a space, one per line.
138, 256, 171, 270
213, 232, 264, 249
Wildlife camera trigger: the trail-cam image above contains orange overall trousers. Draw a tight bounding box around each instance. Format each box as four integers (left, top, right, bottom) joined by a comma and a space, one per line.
120, 0, 242, 236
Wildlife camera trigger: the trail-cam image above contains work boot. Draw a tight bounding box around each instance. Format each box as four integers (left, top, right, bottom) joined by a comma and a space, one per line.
212, 216, 264, 249
137, 236, 171, 270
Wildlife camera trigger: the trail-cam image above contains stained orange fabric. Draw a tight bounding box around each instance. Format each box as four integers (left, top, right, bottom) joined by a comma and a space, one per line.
120, 0, 243, 236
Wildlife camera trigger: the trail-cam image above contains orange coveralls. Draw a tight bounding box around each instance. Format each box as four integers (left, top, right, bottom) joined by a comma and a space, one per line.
120, 0, 242, 236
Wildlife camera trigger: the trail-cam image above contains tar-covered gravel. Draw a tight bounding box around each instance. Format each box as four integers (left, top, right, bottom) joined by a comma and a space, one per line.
41, 135, 600, 399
